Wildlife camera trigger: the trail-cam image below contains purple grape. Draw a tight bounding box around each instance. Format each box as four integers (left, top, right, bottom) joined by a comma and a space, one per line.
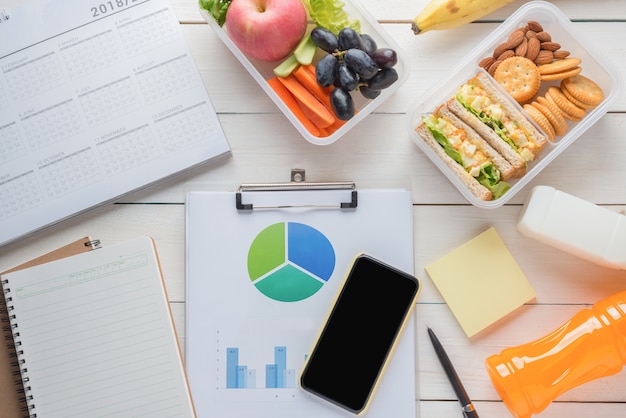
370, 48, 398, 69
310, 27, 339, 53
316, 54, 338, 87
367, 68, 398, 90
343, 49, 379, 79
331, 88, 355, 120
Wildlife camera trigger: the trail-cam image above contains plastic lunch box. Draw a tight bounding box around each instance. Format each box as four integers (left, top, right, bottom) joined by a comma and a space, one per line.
406, 1, 622, 208
199, 0, 409, 146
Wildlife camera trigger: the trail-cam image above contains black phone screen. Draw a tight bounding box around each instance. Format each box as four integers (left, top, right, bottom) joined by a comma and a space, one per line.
299, 254, 420, 414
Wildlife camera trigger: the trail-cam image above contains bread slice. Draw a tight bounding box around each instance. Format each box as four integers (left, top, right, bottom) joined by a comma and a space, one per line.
416, 104, 514, 201
448, 72, 549, 177
475, 72, 548, 150
416, 123, 492, 201
439, 107, 515, 181
447, 97, 526, 177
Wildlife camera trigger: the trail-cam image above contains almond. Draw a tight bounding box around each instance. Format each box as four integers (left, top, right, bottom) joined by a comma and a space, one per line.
527, 20, 543, 32
525, 37, 541, 61
541, 41, 561, 51
488, 60, 502, 76
479, 56, 495, 71
553, 50, 571, 59
515, 37, 528, 57
506, 30, 526, 48
536, 31, 552, 42
493, 42, 511, 59
497, 49, 516, 62
534, 50, 554, 65
525, 30, 538, 39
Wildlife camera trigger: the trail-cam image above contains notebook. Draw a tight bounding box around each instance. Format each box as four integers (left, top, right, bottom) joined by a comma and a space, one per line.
0, 0, 231, 247
0, 236, 196, 417
0, 237, 99, 418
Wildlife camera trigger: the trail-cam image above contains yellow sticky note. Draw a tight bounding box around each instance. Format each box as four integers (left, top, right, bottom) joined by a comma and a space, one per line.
425, 227, 536, 338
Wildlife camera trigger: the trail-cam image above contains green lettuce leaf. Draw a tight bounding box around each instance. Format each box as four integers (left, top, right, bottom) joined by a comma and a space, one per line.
477, 164, 510, 199
200, 0, 232, 26
455, 94, 519, 152
423, 117, 463, 166
423, 115, 510, 200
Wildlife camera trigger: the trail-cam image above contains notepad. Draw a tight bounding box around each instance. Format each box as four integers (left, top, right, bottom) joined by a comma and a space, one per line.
0, 237, 196, 417
425, 227, 536, 338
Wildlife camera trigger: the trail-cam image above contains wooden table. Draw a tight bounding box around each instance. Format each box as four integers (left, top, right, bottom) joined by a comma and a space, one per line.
1, 0, 625, 416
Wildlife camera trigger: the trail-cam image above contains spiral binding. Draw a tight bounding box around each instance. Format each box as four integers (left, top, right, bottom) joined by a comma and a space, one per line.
2, 278, 37, 418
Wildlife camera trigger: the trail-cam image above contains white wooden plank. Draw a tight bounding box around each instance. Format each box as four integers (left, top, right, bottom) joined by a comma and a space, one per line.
111, 112, 626, 208
170, 0, 626, 24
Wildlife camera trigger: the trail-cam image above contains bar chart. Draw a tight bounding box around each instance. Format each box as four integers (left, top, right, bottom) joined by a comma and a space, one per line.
226, 346, 298, 389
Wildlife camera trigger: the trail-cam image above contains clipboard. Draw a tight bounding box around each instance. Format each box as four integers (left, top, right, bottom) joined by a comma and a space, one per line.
235, 169, 358, 210
0, 237, 99, 418
185, 172, 418, 418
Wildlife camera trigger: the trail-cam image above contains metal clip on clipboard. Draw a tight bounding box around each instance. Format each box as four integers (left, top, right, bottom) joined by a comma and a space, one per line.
236, 169, 358, 210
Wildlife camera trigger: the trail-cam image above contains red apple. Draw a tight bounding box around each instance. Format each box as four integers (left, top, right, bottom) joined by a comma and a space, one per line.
225, 0, 308, 62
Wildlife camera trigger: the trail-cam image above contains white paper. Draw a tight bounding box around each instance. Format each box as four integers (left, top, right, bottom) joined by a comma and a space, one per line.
1, 236, 195, 417
0, 0, 230, 246
185, 189, 418, 418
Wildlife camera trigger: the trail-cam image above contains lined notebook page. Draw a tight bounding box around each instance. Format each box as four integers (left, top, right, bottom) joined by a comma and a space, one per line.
1, 237, 195, 417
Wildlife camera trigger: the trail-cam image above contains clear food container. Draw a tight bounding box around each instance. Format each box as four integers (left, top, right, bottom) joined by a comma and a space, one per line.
199, 0, 409, 145
406, 1, 622, 208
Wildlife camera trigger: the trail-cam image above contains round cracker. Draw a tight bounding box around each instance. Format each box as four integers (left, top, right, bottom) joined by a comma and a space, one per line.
561, 87, 597, 110
544, 91, 582, 122
561, 74, 604, 107
532, 100, 567, 137
537, 96, 568, 135
494, 56, 541, 104
540, 66, 581, 81
524, 104, 555, 141
537, 57, 582, 75
546, 86, 586, 120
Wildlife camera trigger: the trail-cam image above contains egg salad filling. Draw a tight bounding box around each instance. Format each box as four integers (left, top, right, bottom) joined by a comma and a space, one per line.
456, 80, 538, 162
423, 114, 510, 199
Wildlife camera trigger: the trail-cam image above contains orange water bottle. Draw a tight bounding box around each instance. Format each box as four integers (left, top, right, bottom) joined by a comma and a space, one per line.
485, 290, 626, 417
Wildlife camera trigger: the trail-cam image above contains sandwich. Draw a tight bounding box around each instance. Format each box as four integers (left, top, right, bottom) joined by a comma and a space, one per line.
416, 103, 513, 201
448, 72, 548, 177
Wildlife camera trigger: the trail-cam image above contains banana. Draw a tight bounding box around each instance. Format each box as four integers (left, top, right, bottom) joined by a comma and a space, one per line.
412, 0, 515, 35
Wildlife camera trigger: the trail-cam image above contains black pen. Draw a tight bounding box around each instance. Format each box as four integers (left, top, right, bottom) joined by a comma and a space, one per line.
427, 327, 479, 418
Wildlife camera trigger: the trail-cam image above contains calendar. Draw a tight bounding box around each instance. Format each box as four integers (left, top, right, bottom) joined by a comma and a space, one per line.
0, 0, 230, 247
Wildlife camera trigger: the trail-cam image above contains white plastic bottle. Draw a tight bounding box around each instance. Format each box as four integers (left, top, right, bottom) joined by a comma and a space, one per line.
517, 185, 626, 269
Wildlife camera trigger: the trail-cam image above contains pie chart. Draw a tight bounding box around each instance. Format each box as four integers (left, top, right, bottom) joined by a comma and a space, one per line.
247, 222, 335, 302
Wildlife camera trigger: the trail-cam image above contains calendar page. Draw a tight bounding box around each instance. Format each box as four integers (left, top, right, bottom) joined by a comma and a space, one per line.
0, 0, 230, 246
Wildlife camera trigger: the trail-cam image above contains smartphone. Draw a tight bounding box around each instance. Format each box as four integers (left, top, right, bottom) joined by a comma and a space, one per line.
300, 253, 420, 415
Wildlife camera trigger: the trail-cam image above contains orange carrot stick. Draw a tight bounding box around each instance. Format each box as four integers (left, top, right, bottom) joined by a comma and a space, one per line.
267, 77, 322, 137
277, 74, 335, 129
293, 64, 334, 110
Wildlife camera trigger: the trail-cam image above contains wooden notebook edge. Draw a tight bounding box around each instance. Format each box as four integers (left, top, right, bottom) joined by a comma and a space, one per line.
0, 237, 99, 418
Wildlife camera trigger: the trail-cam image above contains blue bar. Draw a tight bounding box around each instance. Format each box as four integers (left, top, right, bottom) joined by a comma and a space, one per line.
226, 347, 238, 389
266, 364, 277, 388
275, 346, 287, 388
246, 369, 257, 388
237, 365, 247, 389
